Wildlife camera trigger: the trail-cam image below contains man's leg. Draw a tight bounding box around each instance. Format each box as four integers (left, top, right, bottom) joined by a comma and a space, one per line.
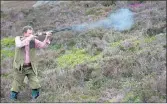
27, 69, 41, 99
10, 71, 25, 100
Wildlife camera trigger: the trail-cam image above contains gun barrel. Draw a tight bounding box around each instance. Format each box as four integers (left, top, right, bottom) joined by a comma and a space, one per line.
51, 27, 72, 34
34, 27, 72, 36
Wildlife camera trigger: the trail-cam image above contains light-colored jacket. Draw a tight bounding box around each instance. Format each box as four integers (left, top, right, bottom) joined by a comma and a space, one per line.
13, 36, 50, 75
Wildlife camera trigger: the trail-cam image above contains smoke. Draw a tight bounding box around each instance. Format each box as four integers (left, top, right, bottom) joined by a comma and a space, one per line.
72, 8, 134, 31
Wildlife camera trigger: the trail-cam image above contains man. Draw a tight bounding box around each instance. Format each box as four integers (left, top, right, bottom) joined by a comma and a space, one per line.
10, 25, 52, 100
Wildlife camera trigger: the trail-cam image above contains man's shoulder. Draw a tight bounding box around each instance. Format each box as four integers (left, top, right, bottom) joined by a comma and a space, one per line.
15, 36, 25, 40
15, 36, 21, 39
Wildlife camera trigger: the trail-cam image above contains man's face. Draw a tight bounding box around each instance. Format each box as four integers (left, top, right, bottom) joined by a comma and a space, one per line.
24, 29, 33, 37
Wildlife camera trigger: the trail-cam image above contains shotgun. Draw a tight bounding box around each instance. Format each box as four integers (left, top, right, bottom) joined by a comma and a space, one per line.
30, 26, 73, 48
34, 26, 73, 36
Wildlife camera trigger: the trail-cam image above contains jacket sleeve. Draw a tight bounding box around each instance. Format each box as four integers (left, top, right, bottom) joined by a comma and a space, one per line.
15, 36, 24, 48
15, 36, 31, 48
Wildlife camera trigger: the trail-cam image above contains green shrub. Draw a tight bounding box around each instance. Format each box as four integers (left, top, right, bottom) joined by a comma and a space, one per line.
1, 37, 15, 48
1, 49, 15, 60
123, 91, 142, 103
85, 28, 106, 39
48, 44, 62, 50
1, 11, 8, 18
100, 1, 116, 7
110, 36, 156, 52
57, 48, 101, 69
1, 37, 15, 60
111, 40, 122, 47
144, 36, 156, 43
85, 7, 103, 16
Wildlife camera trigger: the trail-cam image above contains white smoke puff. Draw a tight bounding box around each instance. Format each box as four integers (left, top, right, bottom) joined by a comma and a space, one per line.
108, 8, 134, 31
72, 8, 134, 32
72, 23, 89, 32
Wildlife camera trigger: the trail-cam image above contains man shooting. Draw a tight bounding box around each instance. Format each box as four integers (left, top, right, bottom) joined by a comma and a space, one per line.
10, 25, 52, 100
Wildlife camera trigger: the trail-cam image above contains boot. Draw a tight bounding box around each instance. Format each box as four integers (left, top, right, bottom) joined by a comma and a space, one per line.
10, 91, 18, 100
31, 89, 39, 99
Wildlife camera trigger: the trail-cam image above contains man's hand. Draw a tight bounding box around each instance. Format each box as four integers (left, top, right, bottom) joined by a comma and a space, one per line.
29, 35, 37, 40
45, 32, 52, 39
24, 35, 37, 46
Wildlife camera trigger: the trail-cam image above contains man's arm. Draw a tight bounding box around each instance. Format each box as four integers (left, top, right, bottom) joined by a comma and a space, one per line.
35, 32, 52, 48
15, 36, 31, 48
15, 35, 36, 48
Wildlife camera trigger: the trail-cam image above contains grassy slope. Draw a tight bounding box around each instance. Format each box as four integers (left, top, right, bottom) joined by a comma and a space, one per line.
1, 1, 166, 103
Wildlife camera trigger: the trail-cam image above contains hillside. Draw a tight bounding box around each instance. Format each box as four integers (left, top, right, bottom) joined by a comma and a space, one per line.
1, 1, 166, 103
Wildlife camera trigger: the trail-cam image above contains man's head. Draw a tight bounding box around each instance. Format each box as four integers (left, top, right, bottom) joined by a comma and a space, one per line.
22, 25, 33, 37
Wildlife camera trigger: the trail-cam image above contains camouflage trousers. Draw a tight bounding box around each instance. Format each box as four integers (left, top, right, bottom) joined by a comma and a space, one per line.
11, 66, 41, 92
